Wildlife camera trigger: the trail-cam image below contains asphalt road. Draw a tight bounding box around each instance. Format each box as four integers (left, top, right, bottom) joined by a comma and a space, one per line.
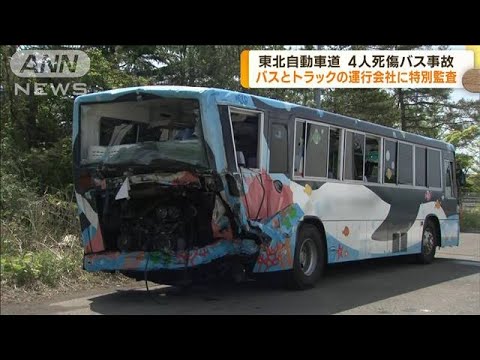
2, 233, 479, 315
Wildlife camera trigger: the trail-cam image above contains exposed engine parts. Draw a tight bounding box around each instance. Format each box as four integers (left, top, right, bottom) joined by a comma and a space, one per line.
116, 205, 186, 252
97, 178, 221, 253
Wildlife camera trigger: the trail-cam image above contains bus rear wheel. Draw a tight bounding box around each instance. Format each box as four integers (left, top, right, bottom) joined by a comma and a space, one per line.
416, 220, 437, 264
287, 224, 325, 290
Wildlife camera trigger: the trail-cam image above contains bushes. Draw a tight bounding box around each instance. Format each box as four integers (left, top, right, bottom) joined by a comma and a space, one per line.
1, 248, 82, 288
0, 189, 86, 289
0, 134, 88, 290
1, 190, 79, 253
22, 138, 74, 194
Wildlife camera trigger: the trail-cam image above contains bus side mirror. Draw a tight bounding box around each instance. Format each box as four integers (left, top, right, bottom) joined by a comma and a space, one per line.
456, 169, 466, 187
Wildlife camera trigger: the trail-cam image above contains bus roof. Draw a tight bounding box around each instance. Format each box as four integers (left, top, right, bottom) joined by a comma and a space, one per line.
75, 85, 455, 152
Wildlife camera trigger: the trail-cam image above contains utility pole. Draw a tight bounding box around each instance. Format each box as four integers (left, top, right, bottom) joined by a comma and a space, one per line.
314, 45, 322, 108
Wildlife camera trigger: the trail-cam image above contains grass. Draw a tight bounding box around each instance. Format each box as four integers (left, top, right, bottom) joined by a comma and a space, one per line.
1, 248, 81, 288
0, 144, 131, 301
0, 190, 126, 296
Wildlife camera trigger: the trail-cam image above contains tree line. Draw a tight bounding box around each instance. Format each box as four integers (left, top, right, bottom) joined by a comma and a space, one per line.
1, 45, 479, 202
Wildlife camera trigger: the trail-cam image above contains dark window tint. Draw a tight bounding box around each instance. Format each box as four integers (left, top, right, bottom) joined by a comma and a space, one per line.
445, 160, 454, 198
384, 140, 397, 184
365, 136, 380, 183
328, 128, 341, 179
294, 122, 305, 176
415, 147, 426, 187
232, 113, 260, 168
427, 149, 441, 188
344, 131, 365, 181
269, 124, 288, 173
398, 143, 413, 185
304, 123, 329, 178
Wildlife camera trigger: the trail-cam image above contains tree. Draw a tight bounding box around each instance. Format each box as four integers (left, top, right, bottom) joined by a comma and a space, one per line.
1, 44, 478, 196
393, 87, 453, 136
322, 88, 400, 126
443, 99, 480, 192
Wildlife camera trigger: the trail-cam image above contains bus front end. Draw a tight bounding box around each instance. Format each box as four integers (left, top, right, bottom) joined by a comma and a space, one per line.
73, 87, 258, 284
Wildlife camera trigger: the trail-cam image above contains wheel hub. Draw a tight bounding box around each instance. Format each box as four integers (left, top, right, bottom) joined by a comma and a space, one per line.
423, 229, 434, 254
299, 238, 318, 276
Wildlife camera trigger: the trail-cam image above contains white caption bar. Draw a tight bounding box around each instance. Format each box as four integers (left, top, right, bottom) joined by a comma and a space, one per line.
244, 50, 474, 88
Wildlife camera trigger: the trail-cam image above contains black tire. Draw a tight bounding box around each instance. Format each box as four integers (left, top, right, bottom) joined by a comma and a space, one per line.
416, 220, 437, 264
287, 224, 325, 290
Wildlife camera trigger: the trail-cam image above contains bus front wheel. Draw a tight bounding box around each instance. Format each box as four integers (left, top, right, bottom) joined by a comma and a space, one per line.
287, 224, 325, 290
416, 220, 437, 264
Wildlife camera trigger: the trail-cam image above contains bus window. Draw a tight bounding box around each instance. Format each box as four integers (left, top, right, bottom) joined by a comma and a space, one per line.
231, 110, 262, 169
328, 127, 342, 179
444, 160, 454, 198
269, 123, 288, 173
384, 140, 397, 184
365, 135, 380, 183
100, 118, 138, 146
415, 146, 427, 187
427, 149, 441, 188
304, 123, 328, 178
344, 131, 365, 181
398, 143, 413, 185
294, 121, 306, 177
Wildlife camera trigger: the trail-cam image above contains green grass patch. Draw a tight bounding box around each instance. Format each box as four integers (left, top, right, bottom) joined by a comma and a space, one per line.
1, 248, 83, 288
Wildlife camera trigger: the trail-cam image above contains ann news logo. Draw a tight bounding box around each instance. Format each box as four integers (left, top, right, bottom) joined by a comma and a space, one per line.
10, 49, 90, 96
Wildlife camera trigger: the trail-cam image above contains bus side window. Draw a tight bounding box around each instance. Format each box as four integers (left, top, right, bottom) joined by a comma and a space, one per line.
384, 140, 397, 184
304, 123, 329, 178
427, 149, 441, 188
365, 135, 380, 183
445, 160, 454, 198
398, 143, 413, 185
344, 131, 365, 181
231, 111, 261, 169
415, 146, 427, 187
269, 123, 288, 173
328, 128, 342, 179
294, 121, 306, 177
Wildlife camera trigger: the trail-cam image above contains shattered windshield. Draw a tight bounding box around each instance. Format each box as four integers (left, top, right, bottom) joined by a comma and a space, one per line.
79, 97, 208, 168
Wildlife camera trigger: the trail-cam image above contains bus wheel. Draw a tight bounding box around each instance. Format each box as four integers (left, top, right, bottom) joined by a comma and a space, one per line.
287, 224, 325, 290
416, 220, 437, 264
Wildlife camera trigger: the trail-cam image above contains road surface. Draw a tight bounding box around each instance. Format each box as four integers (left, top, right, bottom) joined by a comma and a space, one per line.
2, 233, 479, 315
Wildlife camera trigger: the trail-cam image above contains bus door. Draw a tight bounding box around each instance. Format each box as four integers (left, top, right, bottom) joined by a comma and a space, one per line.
227, 107, 291, 221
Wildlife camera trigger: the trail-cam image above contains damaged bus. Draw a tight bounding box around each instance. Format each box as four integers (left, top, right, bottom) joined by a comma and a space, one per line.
73, 86, 461, 289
